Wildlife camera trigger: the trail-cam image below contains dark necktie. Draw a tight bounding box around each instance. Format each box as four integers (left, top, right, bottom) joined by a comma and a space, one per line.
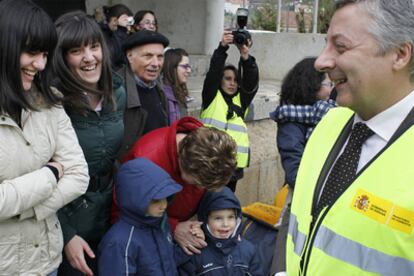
314, 122, 374, 218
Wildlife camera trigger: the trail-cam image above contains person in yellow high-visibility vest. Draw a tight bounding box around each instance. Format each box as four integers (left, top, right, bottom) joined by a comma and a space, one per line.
286, 1, 414, 275
200, 30, 259, 192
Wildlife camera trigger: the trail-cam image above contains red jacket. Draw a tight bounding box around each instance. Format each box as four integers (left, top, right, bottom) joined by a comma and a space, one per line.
121, 117, 205, 230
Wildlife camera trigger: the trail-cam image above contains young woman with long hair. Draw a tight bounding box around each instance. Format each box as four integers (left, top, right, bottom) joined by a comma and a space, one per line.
53, 11, 126, 276
0, 1, 89, 275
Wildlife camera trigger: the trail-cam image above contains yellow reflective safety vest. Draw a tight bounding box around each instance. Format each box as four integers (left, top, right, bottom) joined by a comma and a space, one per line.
200, 91, 249, 168
287, 107, 414, 276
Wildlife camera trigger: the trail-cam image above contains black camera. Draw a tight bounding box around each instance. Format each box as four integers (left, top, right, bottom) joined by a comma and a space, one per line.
232, 8, 251, 46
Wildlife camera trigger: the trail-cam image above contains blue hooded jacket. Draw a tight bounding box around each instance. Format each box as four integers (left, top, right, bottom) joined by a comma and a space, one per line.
178, 187, 264, 275
98, 158, 182, 276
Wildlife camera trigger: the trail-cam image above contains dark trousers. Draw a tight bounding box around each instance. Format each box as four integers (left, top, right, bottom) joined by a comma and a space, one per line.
226, 168, 244, 192
272, 204, 291, 273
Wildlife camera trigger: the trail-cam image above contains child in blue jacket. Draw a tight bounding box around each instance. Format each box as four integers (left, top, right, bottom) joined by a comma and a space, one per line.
98, 158, 183, 275
178, 187, 264, 275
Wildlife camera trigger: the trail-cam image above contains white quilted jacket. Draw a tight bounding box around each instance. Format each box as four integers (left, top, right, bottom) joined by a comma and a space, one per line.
0, 88, 89, 275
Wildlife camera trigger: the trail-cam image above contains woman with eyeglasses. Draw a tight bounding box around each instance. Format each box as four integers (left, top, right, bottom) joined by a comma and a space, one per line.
269, 57, 336, 276
200, 30, 259, 192
133, 10, 158, 32
162, 48, 192, 124
0, 0, 89, 275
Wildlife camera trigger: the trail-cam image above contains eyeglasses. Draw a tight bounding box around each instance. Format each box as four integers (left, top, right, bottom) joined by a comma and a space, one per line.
178, 64, 192, 71
140, 20, 157, 26
321, 81, 334, 88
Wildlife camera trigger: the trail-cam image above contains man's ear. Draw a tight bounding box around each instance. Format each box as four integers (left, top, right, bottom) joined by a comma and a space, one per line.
126, 49, 134, 64
393, 42, 412, 71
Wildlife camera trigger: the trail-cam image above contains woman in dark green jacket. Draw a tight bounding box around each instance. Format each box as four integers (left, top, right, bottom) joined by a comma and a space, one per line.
53, 11, 126, 276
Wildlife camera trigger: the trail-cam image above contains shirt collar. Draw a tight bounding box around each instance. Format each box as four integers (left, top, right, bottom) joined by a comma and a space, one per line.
354, 89, 414, 143
134, 74, 157, 89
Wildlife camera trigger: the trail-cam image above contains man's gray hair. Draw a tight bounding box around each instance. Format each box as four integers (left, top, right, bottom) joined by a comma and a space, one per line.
335, 0, 414, 81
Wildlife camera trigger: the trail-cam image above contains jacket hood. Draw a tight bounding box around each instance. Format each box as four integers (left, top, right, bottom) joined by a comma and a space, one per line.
116, 158, 182, 227
197, 187, 242, 254
197, 187, 241, 223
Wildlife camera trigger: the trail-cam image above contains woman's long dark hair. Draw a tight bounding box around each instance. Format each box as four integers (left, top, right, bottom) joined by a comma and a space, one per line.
280, 57, 325, 105
0, 0, 59, 117
54, 11, 114, 115
162, 48, 189, 105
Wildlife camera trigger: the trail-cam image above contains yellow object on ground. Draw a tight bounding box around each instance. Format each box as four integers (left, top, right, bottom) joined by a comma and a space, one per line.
242, 185, 289, 227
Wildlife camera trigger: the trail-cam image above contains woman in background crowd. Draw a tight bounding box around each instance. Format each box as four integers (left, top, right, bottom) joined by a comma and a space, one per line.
162, 48, 192, 124
133, 10, 158, 32
101, 4, 133, 69
53, 11, 126, 276
200, 30, 259, 192
0, 0, 88, 275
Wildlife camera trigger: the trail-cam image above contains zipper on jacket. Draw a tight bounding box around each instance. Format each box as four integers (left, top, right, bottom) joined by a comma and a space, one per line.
300, 206, 330, 276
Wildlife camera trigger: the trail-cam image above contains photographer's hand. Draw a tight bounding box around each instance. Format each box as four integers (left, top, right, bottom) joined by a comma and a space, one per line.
117, 14, 129, 28
239, 39, 252, 60
221, 31, 233, 47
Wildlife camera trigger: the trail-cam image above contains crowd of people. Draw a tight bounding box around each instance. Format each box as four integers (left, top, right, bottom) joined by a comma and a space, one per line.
1, 0, 414, 275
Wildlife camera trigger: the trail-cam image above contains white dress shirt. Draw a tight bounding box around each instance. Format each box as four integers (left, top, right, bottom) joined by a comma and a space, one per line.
355, 89, 414, 171
317, 90, 414, 203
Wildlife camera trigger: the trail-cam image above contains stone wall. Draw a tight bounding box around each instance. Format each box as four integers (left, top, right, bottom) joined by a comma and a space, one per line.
225, 31, 326, 80
85, 0, 223, 55
236, 119, 285, 206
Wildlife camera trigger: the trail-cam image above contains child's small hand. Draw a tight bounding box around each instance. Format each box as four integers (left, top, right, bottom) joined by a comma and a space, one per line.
190, 223, 204, 239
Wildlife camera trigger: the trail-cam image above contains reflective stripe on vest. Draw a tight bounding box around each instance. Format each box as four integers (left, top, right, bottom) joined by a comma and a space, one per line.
201, 118, 248, 133
288, 213, 307, 256
200, 91, 249, 167
237, 145, 249, 153
314, 226, 414, 275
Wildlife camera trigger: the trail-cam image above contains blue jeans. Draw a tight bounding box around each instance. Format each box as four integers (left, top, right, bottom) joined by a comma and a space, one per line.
48, 270, 58, 276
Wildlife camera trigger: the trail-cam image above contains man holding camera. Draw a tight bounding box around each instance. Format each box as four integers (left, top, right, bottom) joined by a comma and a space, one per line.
200, 30, 259, 192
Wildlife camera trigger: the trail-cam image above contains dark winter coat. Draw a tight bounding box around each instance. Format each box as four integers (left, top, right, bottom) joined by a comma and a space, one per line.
178, 187, 264, 276
100, 23, 129, 70
58, 73, 126, 244
277, 122, 307, 188
98, 158, 182, 276
117, 65, 168, 158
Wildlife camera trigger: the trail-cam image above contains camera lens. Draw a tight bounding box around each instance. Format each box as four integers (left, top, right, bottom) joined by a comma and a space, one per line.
235, 34, 245, 45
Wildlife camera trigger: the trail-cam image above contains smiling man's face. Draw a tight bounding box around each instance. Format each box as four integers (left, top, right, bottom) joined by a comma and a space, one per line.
127, 43, 164, 84
314, 3, 397, 119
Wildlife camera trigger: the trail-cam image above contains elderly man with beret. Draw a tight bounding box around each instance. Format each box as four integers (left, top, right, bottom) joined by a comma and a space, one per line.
118, 30, 170, 157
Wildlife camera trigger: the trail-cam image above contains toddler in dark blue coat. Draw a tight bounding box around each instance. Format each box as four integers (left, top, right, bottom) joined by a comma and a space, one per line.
178, 187, 264, 275
98, 158, 183, 275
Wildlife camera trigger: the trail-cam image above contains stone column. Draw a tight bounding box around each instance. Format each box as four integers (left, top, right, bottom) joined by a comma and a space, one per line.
204, 0, 225, 55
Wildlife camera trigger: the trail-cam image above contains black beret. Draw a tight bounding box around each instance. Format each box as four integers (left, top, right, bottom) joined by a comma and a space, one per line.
123, 30, 169, 51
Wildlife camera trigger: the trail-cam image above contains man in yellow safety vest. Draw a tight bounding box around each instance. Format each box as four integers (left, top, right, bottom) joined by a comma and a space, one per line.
286, 1, 414, 275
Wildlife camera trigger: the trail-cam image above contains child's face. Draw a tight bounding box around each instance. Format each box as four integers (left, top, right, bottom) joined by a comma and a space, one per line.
147, 198, 168, 217
207, 208, 237, 239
